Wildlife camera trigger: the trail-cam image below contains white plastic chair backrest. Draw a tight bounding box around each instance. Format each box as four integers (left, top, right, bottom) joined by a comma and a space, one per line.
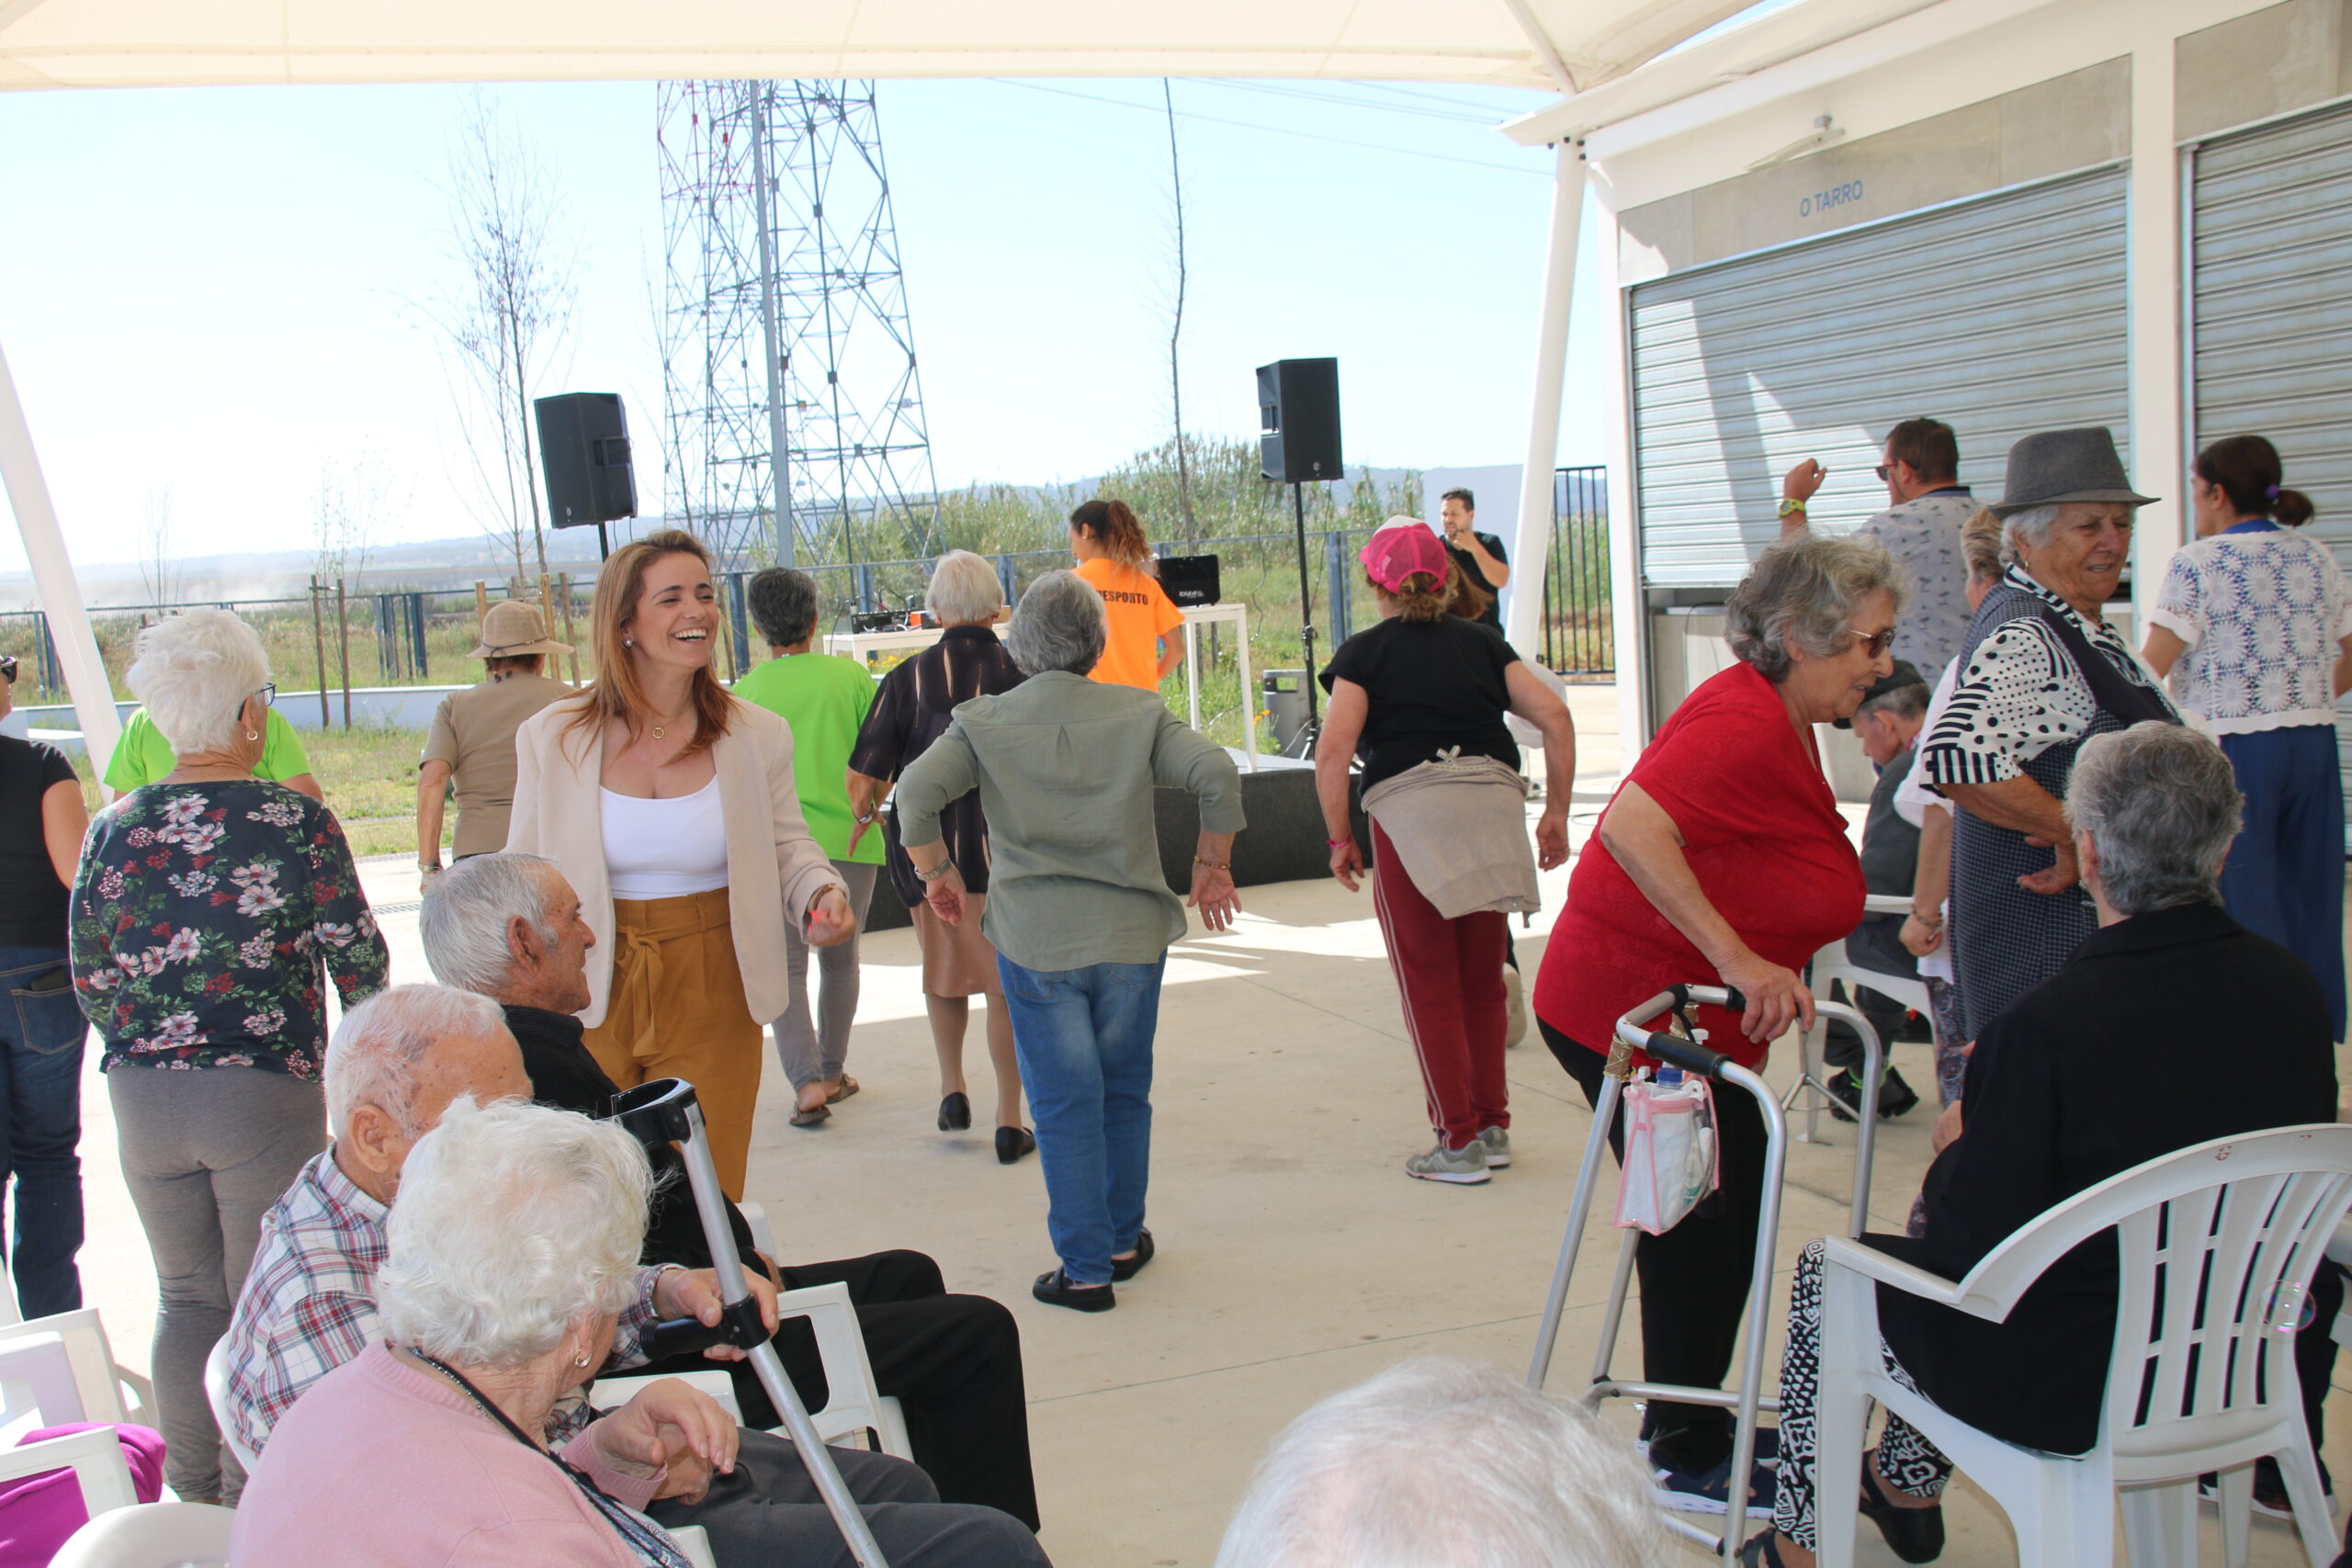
49, 1500, 233, 1568
0, 1251, 20, 1328
736, 1201, 775, 1257
1942, 1124, 2352, 1461
0, 1426, 142, 1525
669, 1522, 718, 1568
199, 1338, 259, 1475
782, 1281, 902, 1454
0, 1310, 132, 1427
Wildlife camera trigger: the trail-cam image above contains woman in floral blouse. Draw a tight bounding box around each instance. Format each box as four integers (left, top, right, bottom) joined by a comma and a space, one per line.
70, 608, 386, 1506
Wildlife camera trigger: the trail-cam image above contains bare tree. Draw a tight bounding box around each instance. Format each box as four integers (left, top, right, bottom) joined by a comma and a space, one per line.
136, 485, 179, 607
429, 94, 576, 585
1161, 80, 1200, 547
312, 454, 401, 589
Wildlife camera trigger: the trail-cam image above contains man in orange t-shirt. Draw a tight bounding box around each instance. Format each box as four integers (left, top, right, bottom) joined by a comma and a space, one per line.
1069, 499, 1186, 691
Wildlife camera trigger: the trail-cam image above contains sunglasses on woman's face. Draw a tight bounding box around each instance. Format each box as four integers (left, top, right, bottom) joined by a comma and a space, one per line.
0, 655, 16, 684
1849, 627, 1896, 659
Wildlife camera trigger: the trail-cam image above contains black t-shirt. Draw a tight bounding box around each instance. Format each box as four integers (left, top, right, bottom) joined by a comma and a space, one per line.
1319, 615, 1521, 792
0, 735, 77, 949
1446, 530, 1509, 629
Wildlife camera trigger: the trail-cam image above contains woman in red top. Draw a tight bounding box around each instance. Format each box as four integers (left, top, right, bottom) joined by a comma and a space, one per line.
1533, 533, 1902, 1507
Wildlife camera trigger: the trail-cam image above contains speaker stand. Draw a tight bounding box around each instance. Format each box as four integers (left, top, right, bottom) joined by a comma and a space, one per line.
1288, 479, 1320, 746
596, 522, 611, 561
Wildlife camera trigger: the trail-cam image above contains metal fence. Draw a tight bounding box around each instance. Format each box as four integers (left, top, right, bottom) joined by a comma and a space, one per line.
1544, 465, 1613, 677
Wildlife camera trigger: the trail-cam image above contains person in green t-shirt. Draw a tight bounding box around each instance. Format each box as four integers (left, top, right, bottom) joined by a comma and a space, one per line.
733, 568, 884, 1128
103, 703, 322, 800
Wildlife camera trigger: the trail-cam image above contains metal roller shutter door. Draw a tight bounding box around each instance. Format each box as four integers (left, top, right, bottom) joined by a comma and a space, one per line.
1629, 166, 2130, 590
2190, 99, 2352, 820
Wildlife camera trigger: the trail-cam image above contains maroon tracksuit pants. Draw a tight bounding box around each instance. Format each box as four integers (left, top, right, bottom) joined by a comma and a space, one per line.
1369, 820, 1509, 1150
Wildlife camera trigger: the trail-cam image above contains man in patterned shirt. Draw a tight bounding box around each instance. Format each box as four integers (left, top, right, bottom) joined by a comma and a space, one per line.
1779, 417, 1978, 682
222, 983, 1050, 1568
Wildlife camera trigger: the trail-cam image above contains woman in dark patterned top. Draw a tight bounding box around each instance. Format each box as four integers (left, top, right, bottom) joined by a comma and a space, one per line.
845, 551, 1033, 1159
69, 608, 386, 1506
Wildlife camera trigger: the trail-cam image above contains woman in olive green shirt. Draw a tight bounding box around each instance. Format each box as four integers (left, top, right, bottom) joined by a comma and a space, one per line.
734, 568, 887, 1126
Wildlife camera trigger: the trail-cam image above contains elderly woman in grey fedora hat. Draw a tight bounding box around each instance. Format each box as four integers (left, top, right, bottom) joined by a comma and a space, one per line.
417, 599, 575, 893
1917, 427, 2181, 1055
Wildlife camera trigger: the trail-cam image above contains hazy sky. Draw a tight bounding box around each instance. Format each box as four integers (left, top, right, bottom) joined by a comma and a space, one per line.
0, 73, 1615, 574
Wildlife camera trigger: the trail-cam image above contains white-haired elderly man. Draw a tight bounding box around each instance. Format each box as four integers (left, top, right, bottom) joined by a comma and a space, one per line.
220, 984, 1050, 1568
1214, 1357, 1669, 1567
421, 852, 1042, 1532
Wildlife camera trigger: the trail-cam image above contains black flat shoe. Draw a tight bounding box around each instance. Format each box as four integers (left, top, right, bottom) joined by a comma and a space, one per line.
1111, 1227, 1155, 1281
995, 1125, 1035, 1164
1032, 1268, 1114, 1312
1860, 1468, 1945, 1564
938, 1092, 971, 1132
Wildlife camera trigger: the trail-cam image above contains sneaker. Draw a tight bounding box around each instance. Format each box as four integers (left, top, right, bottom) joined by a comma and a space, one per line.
1650, 1430, 1779, 1516
1405, 1138, 1490, 1185
1503, 965, 1528, 1048
1478, 1126, 1512, 1168
1827, 1066, 1920, 1123
2199, 1454, 2336, 1519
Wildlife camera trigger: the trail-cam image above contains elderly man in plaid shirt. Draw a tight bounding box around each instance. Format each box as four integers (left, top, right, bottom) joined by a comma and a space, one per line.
220, 985, 1050, 1568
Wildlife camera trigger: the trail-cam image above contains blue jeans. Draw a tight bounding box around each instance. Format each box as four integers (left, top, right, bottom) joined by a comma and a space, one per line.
0, 946, 86, 1319
995, 954, 1166, 1285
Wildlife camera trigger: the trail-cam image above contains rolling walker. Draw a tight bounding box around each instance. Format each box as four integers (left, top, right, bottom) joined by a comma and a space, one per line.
1525, 984, 1886, 1562
613, 1077, 892, 1568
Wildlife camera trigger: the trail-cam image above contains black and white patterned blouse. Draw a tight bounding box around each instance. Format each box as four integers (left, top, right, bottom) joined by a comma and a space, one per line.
1919, 567, 2177, 788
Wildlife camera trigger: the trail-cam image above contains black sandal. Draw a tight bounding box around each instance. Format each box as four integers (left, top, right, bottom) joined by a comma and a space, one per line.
1860, 1462, 1945, 1564
1736, 1531, 1787, 1567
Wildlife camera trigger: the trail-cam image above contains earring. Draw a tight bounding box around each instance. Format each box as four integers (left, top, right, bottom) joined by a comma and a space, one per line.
574, 1350, 593, 1368
624, 637, 633, 647
244, 731, 259, 742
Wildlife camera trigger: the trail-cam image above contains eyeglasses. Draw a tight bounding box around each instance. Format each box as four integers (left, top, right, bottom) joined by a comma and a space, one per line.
0, 656, 15, 684
255, 683, 277, 707
1849, 628, 1896, 659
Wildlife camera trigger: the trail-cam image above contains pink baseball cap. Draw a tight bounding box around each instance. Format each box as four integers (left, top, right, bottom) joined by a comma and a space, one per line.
1358, 516, 1452, 593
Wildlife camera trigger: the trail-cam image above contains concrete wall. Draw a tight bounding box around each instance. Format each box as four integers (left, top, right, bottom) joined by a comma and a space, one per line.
2177, 0, 2352, 140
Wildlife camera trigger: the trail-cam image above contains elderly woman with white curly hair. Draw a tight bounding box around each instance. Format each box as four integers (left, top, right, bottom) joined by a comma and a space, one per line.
893, 570, 1244, 1312
1531, 532, 1903, 1508
1917, 427, 2180, 1044
68, 606, 386, 1506
231, 1096, 741, 1567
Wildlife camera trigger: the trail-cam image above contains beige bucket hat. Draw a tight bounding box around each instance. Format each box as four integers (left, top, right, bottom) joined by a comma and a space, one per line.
468, 599, 572, 660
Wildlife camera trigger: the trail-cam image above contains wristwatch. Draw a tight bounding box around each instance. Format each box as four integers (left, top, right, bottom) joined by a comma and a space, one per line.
1777, 497, 1808, 518
915, 859, 956, 882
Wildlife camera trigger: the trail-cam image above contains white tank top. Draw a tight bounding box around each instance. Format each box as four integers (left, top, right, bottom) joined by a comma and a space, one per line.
600, 776, 729, 900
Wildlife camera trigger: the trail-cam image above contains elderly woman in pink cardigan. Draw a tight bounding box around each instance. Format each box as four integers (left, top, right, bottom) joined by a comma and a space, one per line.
229, 1099, 736, 1567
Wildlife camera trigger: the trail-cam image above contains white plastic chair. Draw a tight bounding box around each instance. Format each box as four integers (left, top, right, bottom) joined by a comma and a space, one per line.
198, 1338, 258, 1475
49, 1500, 232, 1568
1794, 894, 1928, 1140
590, 1281, 910, 1459
737, 1201, 775, 1257
1813, 1123, 2352, 1568
670, 1522, 718, 1568
0, 1309, 152, 1440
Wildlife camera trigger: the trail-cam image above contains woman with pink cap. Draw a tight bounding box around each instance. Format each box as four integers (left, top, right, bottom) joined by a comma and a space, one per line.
1313, 516, 1577, 1185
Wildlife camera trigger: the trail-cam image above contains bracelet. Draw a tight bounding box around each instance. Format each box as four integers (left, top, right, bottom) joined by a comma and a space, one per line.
1195, 856, 1231, 871
1909, 909, 1944, 927
1325, 837, 1352, 849
914, 859, 956, 882
853, 811, 876, 827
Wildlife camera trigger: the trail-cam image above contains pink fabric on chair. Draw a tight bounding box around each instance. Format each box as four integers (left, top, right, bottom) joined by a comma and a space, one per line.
0, 1423, 166, 1567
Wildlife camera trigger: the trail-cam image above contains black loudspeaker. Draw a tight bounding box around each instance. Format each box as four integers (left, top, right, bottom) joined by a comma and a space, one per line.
535, 393, 638, 527
1157, 554, 1221, 607
1256, 358, 1343, 483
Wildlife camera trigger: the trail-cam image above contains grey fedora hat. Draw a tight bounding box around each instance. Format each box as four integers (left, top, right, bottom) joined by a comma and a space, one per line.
1990, 426, 2156, 517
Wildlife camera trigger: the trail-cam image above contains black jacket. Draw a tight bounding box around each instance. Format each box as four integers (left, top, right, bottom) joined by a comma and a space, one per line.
1866, 901, 2336, 1455
502, 1003, 758, 1271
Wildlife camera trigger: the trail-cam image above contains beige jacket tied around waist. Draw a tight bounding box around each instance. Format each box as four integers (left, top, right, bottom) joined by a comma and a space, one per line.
1360, 750, 1539, 920
505, 694, 846, 1029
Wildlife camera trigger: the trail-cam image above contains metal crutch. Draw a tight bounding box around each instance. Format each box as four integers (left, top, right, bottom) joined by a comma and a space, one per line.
611, 1077, 891, 1568
1523, 984, 1884, 1562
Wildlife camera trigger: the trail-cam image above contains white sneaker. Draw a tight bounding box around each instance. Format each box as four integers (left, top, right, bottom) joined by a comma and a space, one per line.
1478, 1126, 1512, 1168
1504, 964, 1528, 1048
1406, 1138, 1490, 1184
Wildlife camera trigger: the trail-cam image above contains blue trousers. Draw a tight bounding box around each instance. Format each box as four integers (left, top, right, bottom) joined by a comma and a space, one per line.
995, 954, 1166, 1286
2219, 727, 2346, 1040
0, 946, 86, 1319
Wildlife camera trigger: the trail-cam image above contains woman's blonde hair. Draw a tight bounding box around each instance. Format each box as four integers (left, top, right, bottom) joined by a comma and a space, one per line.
563, 529, 735, 756
1367, 564, 1453, 625
1070, 498, 1151, 567
1962, 508, 2005, 584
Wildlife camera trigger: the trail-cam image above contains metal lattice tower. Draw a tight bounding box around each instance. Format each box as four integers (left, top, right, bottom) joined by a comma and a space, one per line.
658, 80, 939, 570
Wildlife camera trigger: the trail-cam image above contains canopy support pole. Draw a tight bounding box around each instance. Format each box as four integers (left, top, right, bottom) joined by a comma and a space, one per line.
1507, 141, 1585, 654
0, 339, 119, 780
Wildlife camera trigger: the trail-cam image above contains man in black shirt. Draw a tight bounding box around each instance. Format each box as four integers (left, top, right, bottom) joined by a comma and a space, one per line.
1439, 487, 1510, 632
420, 852, 1043, 1535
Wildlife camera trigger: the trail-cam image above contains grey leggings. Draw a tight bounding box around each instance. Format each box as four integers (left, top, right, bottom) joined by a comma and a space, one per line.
773, 861, 880, 1089
108, 1066, 326, 1503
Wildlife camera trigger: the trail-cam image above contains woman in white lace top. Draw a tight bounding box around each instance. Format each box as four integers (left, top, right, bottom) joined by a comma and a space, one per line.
2143, 434, 2352, 1037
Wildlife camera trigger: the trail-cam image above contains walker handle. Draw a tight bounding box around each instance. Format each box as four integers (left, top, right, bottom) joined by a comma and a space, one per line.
1640, 1030, 1733, 1080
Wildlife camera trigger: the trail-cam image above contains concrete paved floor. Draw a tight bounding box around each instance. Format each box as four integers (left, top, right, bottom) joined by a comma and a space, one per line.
62, 682, 2352, 1564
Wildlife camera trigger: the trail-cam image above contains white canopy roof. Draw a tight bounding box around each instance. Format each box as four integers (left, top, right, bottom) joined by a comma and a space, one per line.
0, 0, 1761, 95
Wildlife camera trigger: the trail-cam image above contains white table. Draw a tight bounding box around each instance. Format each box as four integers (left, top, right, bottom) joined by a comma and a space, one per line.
825, 602, 1259, 773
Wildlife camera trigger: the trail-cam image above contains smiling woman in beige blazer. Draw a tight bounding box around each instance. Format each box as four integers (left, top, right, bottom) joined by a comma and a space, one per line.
507, 529, 854, 1198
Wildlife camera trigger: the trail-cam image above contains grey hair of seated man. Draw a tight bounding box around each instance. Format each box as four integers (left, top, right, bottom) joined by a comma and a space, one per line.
125, 606, 271, 756
324, 983, 513, 1140
376, 1096, 651, 1367
1005, 569, 1107, 678
1212, 1358, 1668, 1568
926, 549, 1007, 626
421, 852, 566, 998
2066, 721, 2242, 917
1724, 534, 1911, 683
